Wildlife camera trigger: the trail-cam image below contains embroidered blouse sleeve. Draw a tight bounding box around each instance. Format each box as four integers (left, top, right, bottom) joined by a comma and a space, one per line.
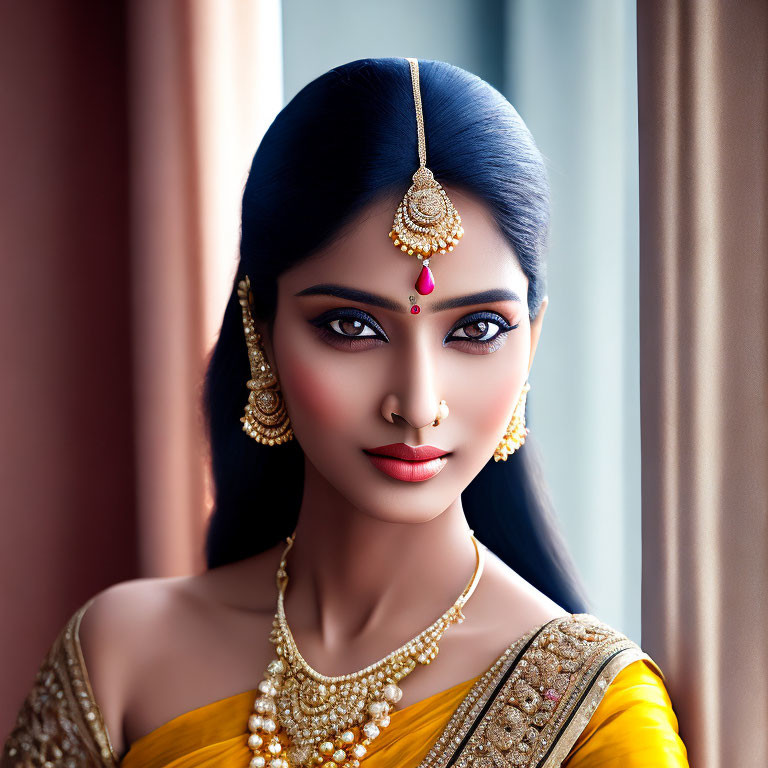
561, 658, 689, 767
1, 600, 119, 768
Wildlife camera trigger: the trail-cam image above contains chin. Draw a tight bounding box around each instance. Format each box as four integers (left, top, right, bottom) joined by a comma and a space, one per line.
351, 501, 447, 526
336, 467, 458, 526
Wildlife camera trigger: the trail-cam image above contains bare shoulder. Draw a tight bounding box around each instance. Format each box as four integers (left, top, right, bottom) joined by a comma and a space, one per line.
77, 575, 190, 757
78, 543, 284, 758
461, 546, 570, 645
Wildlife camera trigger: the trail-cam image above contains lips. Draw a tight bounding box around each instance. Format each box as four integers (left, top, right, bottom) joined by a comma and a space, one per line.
363, 443, 449, 461
362, 443, 450, 482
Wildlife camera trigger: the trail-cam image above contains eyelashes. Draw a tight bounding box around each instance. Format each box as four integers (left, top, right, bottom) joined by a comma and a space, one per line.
309, 308, 387, 352
445, 311, 517, 344
309, 308, 519, 353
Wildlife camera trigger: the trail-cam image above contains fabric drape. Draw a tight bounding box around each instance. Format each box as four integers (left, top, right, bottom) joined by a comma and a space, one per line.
127, 0, 283, 576
637, 2, 768, 766
2, 601, 688, 768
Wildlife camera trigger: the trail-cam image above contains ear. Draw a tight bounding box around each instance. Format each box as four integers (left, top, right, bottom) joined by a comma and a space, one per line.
527, 295, 548, 378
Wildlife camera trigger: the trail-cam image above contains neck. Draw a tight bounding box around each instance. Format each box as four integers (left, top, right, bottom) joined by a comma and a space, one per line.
282, 458, 478, 662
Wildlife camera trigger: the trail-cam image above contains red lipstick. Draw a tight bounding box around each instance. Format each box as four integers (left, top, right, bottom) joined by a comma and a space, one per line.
363, 443, 450, 482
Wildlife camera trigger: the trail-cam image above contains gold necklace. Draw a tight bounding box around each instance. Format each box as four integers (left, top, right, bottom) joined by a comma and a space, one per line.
246, 531, 486, 768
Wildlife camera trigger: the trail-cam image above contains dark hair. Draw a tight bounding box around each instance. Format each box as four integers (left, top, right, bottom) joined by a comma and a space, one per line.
203, 57, 590, 614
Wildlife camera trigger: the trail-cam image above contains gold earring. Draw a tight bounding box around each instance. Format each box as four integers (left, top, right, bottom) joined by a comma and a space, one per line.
493, 382, 530, 461
237, 276, 294, 445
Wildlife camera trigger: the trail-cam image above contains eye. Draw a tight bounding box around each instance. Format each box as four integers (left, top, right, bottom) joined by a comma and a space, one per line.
310, 308, 388, 347
328, 317, 378, 337
445, 311, 518, 353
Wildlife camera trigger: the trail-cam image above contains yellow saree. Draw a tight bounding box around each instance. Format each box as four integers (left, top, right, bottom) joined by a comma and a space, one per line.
2, 600, 689, 768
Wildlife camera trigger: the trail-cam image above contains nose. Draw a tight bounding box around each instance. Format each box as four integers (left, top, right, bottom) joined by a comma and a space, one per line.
379, 341, 442, 432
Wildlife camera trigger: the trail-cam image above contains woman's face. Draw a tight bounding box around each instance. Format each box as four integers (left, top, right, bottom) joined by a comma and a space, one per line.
257, 188, 547, 524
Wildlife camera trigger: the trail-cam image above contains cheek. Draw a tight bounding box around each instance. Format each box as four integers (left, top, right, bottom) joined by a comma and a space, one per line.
449, 343, 530, 437
281, 355, 345, 427
464, 372, 523, 437
273, 326, 366, 432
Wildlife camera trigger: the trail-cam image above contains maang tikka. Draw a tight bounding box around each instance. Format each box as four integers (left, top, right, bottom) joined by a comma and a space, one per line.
389, 58, 463, 314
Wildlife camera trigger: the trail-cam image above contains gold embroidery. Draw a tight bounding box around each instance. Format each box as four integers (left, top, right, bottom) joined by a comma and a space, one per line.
2, 608, 648, 768
415, 613, 652, 768
2, 599, 119, 768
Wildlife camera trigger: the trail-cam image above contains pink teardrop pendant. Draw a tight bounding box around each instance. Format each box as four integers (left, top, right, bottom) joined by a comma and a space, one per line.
415, 264, 434, 295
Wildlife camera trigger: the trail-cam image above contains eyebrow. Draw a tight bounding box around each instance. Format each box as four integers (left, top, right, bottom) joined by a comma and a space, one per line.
294, 284, 522, 312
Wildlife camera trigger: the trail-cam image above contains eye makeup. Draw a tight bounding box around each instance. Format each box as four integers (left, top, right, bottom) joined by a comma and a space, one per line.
444, 311, 519, 355
309, 307, 389, 351
308, 307, 519, 353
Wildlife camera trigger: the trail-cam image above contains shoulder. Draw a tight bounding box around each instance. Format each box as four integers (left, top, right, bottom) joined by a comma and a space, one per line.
470, 609, 689, 766
77, 547, 283, 757
563, 655, 689, 766
468, 547, 569, 634
540, 616, 690, 766
76, 575, 192, 757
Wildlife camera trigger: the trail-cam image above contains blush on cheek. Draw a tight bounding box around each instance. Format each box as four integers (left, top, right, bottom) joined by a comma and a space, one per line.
481, 390, 516, 435
279, 355, 351, 429
465, 374, 526, 439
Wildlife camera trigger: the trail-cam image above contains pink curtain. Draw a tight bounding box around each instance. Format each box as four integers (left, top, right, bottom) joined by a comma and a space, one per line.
128, 0, 208, 577
0, 0, 280, 737
638, 2, 768, 765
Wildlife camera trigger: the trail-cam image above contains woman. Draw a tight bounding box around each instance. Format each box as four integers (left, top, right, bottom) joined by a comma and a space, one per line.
2, 57, 688, 767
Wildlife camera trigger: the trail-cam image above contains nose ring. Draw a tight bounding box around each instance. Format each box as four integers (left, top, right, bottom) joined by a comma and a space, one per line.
432, 399, 449, 427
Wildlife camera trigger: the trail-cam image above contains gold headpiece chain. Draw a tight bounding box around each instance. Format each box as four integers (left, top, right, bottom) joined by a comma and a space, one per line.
389, 58, 464, 315
409, 57, 428, 169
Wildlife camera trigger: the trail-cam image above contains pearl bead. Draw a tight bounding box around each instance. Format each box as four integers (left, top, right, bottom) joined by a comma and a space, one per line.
248, 715, 264, 732
341, 731, 355, 743
319, 742, 334, 755
267, 660, 285, 676
268, 742, 282, 755
262, 718, 277, 733
255, 697, 274, 714
333, 749, 346, 762
248, 734, 263, 749
258, 680, 277, 696
250, 757, 265, 768
362, 722, 380, 740
382, 684, 402, 703
367, 701, 388, 717
352, 744, 367, 759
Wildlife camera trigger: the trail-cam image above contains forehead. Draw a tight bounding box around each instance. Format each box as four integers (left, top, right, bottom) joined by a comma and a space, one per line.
279, 187, 528, 304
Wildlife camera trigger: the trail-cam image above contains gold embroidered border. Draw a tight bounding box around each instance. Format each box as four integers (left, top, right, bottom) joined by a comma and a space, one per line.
416, 614, 567, 768
415, 613, 650, 768
539, 644, 650, 767
66, 598, 120, 766
2, 599, 118, 768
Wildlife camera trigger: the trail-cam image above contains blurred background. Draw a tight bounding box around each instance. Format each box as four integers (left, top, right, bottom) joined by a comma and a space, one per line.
0, 0, 639, 733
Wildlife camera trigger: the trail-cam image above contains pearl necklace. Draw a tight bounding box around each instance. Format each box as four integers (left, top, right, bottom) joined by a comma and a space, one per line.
246, 531, 485, 768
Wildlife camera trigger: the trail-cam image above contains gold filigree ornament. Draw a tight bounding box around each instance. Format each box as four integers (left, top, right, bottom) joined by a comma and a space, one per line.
389, 58, 463, 314
237, 276, 294, 445
493, 381, 531, 461
246, 530, 486, 768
